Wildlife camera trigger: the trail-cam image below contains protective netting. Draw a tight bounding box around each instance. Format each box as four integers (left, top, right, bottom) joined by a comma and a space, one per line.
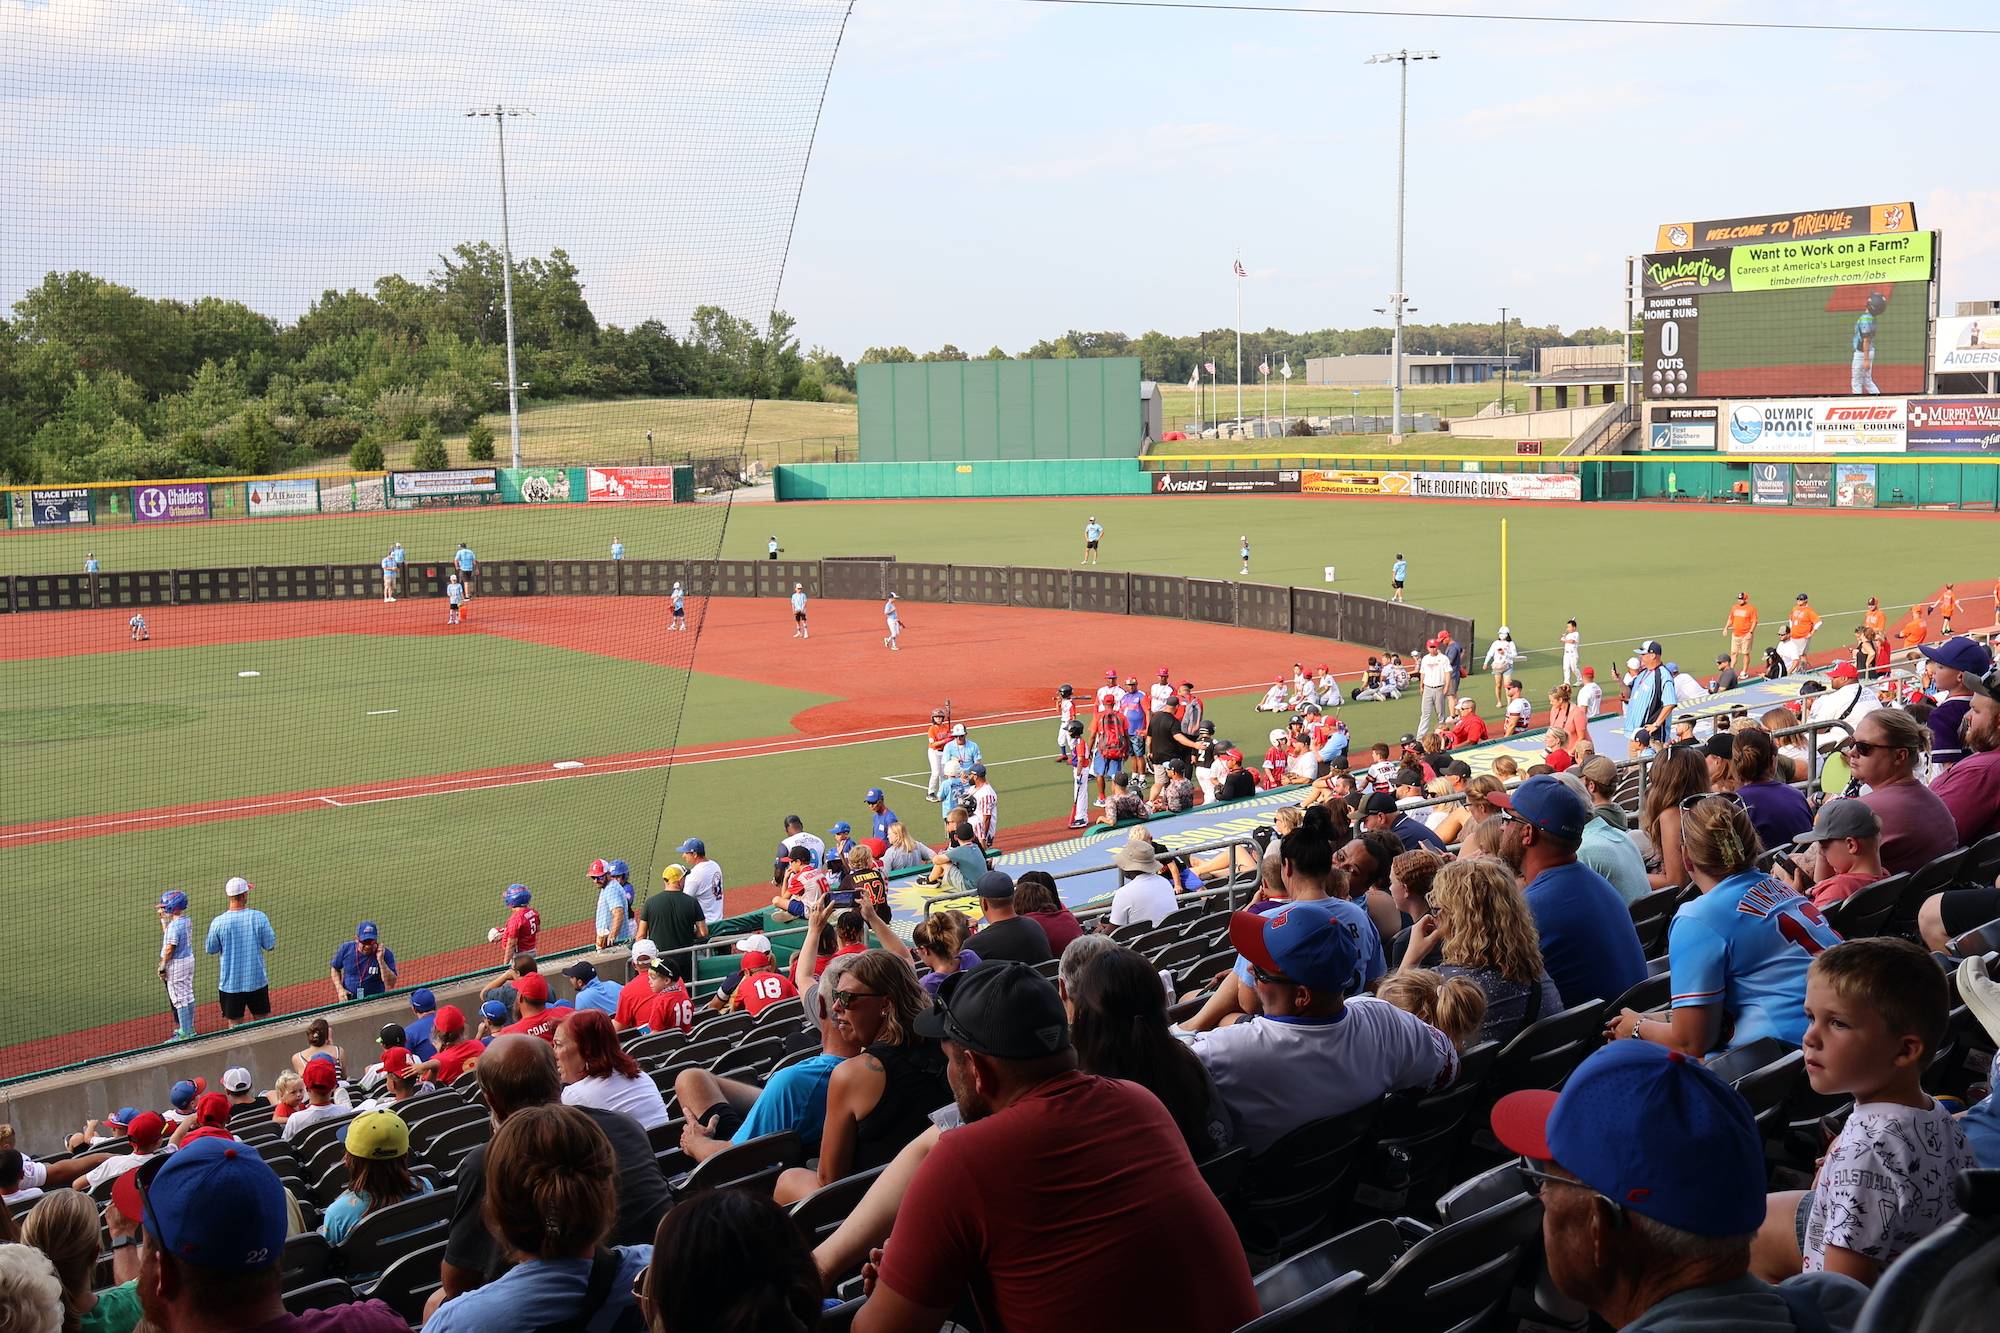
0, 0, 852, 1080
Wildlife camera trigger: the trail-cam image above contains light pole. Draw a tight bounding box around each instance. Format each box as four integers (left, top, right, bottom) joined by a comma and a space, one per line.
1498, 306, 1509, 412
1366, 49, 1436, 444
467, 105, 532, 469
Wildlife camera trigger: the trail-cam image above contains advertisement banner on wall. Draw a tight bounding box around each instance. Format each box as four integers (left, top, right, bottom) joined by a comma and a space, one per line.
498, 467, 573, 504
246, 478, 320, 516
1398, 472, 1583, 501
1751, 463, 1790, 505
131, 483, 210, 523
1791, 462, 1833, 506
1648, 405, 1719, 450
25, 488, 93, 527
1642, 232, 1933, 296
1929, 317, 2000, 374
1906, 397, 2000, 451
318, 477, 386, 513
1299, 471, 1388, 495
586, 466, 681, 502
1834, 463, 1878, 508
1152, 470, 1300, 495
1654, 202, 1917, 252
1722, 399, 1907, 453
389, 469, 497, 498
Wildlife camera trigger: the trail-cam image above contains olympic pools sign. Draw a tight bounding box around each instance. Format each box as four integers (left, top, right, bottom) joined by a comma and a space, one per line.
1722, 399, 1907, 453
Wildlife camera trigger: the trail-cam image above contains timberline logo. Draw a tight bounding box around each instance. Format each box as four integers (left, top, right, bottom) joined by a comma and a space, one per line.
1647, 255, 1728, 290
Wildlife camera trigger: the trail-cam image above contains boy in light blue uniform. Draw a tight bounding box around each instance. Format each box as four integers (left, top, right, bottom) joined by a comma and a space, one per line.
204, 876, 277, 1027
379, 552, 398, 603
1391, 553, 1407, 602
453, 541, 475, 598
446, 572, 465, 624
388, 541, 405, 596
129, 612, 149, 642
791, 583, 809, 639
670, 581, 686, 630
85, 552, 100, 574
883, 593, 901, 651
157, 890, 195, 1040
610, 537, 624, 561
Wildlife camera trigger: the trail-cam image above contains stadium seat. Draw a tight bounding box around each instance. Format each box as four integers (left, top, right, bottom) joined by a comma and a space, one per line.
230, 1103, 273, 1128
1628, 885, 1698, 959
671, 1033, 742, 1070
788, 1164, 888, 1247
1238, 1268, 1366, 1332
333, 1187, 455, 1279
290, 1115, 358, 1165
1730, 1048, 1807, 1143
693, 1011, 757, 1043
1126, 924, 1184, 957
1950, 920, 2000, 958
767, 1045, 823, 1077
1704, 1036, 1794, 1085
671, 1130, 802, 1199
1435, 1162, 1526, 1226
819, 1296, 866, 1332
1354, 1041, 1501, 1219
310, 1159, 350, 1208
1107, 920, 1155, 944
1599, 973, 1670, 1028
422, 1120, 491, 1174
406, 1101, 488, 1150
281, 1278, 359, 1315
626, 1028, 689, 1067
1967, 832, 2000, 885
1157, 903, 1207, 931
646, 1119, 684, 1155
711, 1034, 788, 1081
1179, 946, 1239, 992
1854, 1170, 2000, 1333
238, 1121, 285, 1149
1892, 848, 1973, 932
362, 1237, 446, 1317
1198, 1144, 1250, 1205
1823, 873, 1908, 940
1232, 1101, 1381, 1265
1031, 958, 1062, 979
1486, 1002, 1604, 1096
752, 995, 805, 1028
279, 1232, 334, 1290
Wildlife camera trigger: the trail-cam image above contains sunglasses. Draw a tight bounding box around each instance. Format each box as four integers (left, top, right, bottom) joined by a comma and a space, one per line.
1251, 965, 1300, 987
829, 989, 881, 1010
1837, 739, 1897, 757
1515, 1159, 1625, 1225
1678, 790, 1747, 813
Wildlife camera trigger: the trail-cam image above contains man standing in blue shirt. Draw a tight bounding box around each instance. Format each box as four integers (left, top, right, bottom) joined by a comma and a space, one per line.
329, 921, 397, 1004
388, 541, 405, 596
1391, 552, 1407, 602
85, 552, 100, 574
791, 582, 809, 639
594, 862, 634, 948
453, 541, 476, 598
941, 725, 982, 783
863, 788, 899, 842
157, 890, 195, 1041
379, 551, 397, 603
1083, 516, 1104, 565
204, 876, 276, 1027
404, 989, 440, 1061
1493, 777, 1647, 1010
1623, 640, 1677, 742
610, 536, 624, 561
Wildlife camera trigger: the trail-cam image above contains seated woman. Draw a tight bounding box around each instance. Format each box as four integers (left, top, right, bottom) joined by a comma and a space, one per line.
423, 1105, 650, 1332
1607, 794, 1842, 1055
21, 1187, 143, 1333
1731, 727, 1814, 851
773, 951, 947, 1205
290, 1017, 345, 1081
1639, 745, 1709, 890
555, 1009, 670, 1130
642, 1191, 822, 1333
1402, 856, 1562, 1045
911, 911, 981, 997
1066, 943, 1234, 1162
880, 821, 933, 874
318, 1110, 433, 1250
1012, 873, 1083, 955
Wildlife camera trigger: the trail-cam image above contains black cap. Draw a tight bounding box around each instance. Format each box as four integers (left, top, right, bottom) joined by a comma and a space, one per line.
975, 869, 1015, 900
561, 960, 597, 982
915, 963, 1070, 1059
1361, 792, 1399, 817
1702, 733, 1735, 760
377, 1023, 405, 1048
1444, 760, 1473, 779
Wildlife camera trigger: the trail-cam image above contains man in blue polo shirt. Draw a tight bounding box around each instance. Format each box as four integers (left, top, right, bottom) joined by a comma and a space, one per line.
863, 788, 899, 842
329, 920, 397, 1003
1623, 640, 1677, 741
1492, 776, 1647, 1009
404, 989, 440, 1060
560, 960, 622, 1016
204, 876, 276, 1027
453, 541, 475, 597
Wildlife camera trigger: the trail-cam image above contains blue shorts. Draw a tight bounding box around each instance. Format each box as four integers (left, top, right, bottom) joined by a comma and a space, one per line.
1090, 755, 1123, 778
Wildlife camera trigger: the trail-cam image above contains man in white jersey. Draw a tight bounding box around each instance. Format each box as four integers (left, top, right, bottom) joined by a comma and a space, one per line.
1576, 665, 1604, 717
1560, 619, 1581, 685
677, 838, 726, 923
1148, 668, 1176, 713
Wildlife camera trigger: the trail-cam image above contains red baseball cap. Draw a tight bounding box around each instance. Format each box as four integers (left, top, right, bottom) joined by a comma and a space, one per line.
434, 1004, 466, 1036
1581, 666, 1596, 677
302, 1060, 338, 1092
194, 1092, 232, 1128
1104, 668, 1117, 679
1829, 660, 1859, 683
126, 1111, 166, 1152
739, 951, 773, 971
515, 972, 551, 1003
380, 1046, 417, 1080
1157, 667, 1170, 677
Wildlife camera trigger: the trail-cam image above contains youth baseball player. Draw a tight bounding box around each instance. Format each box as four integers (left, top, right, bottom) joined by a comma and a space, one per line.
379, 551, 397, 603
1054, 684, 1077, 761
1239, 535, 1251, 575
670, 581, 687, 630
791, 583, 809, 639
1852, 291, 1886, 394
129, 612, 150, 642
883, 593, 901, 650
488, 884, 540, 962
446, 572, 465, 624
157, 890, 195, 1041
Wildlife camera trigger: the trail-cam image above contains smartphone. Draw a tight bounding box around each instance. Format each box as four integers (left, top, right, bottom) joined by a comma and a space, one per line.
828, 890, 858, 908
1773, 852, 1799, 880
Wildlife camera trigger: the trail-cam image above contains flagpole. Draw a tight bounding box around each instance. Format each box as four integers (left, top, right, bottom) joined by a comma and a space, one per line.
1234, 254, 1244, 428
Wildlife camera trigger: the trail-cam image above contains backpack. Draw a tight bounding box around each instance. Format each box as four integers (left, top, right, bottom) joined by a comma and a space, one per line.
1095, 714, 1128, 760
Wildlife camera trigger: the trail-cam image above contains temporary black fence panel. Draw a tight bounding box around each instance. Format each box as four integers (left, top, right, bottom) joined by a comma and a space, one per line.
545, 560, 619, 595
1292, 588, 1341, 640
1008, 566, 1070, 610
948, 564, 1009, 606
328, 563, 382, 599
759, 561, 821, 600
0, 578, 10, 613
252, 566, 331, 602
706, 561, 762, 600
11, 573, 92, 612
1235, 582, 1292, 634
398, 563, 455, 597
98, 570, 175, 608
619, 560, 686, 597
173, 568, 253, 604
1127, 573, 1187, 621
893, 563, 952, 604
1070, 570, 1128, 614
478, 560, 541, 597
1184, 578, 1236, 626
820, 560, 891, 602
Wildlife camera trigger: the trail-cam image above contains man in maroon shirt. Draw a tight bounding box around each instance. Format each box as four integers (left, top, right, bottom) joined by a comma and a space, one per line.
856, 963, 1257, 1333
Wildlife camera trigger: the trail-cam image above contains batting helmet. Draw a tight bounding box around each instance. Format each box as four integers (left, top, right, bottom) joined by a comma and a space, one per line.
503, 884, 532, 908
1058, 683, 1073, 698
1065, 719, 1085, 738
158, 890, 188, 913
586, 858, 608, 879
1866, 291, 1887, 314
605, 859, 629, 878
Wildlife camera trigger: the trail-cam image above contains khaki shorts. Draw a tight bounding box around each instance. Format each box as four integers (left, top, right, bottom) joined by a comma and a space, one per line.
1730, 633, 1752, 656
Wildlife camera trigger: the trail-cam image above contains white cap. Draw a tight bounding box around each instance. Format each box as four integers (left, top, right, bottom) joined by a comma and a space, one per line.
1626, 656, 1641, 671
672, 582, 682, 590
737, 933, 773, 954
221, 1066, 253, 1093
631, 938, 661, 963
950, 723, 966, 737
225, 876, 252, 897
1497, 626, 1511, 637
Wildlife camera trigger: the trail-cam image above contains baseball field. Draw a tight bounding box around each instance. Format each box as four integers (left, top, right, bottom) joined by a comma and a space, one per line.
0, 492, 1985, 1077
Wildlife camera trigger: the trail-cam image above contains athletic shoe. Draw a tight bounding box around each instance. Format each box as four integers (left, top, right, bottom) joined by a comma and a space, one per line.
1960, 957, 2000, 1048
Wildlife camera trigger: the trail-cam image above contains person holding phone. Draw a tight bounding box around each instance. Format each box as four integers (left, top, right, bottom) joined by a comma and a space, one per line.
1778, 800, 1888, 909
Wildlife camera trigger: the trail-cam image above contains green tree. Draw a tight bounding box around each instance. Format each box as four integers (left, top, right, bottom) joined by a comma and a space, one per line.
349, 436, 385, 471
466, 420, 496, 461
409, 421, 449, 471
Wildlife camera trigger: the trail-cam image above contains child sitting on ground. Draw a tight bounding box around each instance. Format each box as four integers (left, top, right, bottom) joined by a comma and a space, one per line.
1753, 937, 1976, 1287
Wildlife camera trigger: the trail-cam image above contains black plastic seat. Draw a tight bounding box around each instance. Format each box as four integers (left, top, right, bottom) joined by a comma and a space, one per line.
1487, 1002, 1604, 1097
1232, 1101, 1382, 1265
422, 1119, 490, 1173
1600, 972, 1670, 1027
751, 995, 805, 1028
626, 1028, 689, 1067
281, 1278, 358, 1314
362, 1237, 446, 1317
1825, 873, 1909, 940
333, 1186, 456, 1279
407, 1101, 489, 1150
279, 1232, 333, 1290
1199, 1144, 1251, 1205
1853, 1168, 2000, 1333
1238, 1269, 1367, 1332
1893, 849, 1972, 931
1355, 1041, 1500, 1219
672, 1130, 802, 1198
1436, 1161, 1526, 1226
788, 1164, 888, 1246
1628, 885, 1694, 958
1731, 1049, 1807, 1141
711, 1034, 789, 1080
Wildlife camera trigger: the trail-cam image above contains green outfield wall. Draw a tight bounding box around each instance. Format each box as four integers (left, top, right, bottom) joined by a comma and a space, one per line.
857, 357, 1143, 462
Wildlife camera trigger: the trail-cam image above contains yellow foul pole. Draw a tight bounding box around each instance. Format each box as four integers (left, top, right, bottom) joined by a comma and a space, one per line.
1500, 519, 1509, 628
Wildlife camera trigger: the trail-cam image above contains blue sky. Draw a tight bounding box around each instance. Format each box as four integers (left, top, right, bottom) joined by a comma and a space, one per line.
4, 0, 1997, 357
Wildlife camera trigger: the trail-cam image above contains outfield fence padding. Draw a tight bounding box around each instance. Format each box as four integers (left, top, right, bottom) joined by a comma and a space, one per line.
1186, 578, 1237, 626
1009, 566, 1070, 610
1071, 569, 1130, 615
328, 563, 381, 599
14, 574, 92, 611
949, 564, 1009, 605
1236, 582, 1293, 634
892, 562, 953, 603
705, 560, 763, 600
481, 559, 543, 597
820, 559, 891, 602
1128, 572, 1187, 621
759, 560, 821, 600
99, 570, 175, 607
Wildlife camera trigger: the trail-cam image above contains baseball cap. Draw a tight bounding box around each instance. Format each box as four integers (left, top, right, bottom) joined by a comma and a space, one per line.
1491, 1040, 1763, 1236
950, 723, 967, 737
1716, 653, 1731, 665
1919, 636, 1994, 675
193, 1092, 232, 1129
381, 1047, 418, 1080
1828, 660, 1859, 683
377, 1023, 405, 1048
409, 989, 436, 1014
677, 838, 706, 855
735, 933, 773, 955
169, 1079, 198, 1111
221, 1066, 252, 1094
645, 957, 682, 982
1105, 668, 1117, 679
344, 1110, 410, 1161
561, 960, 597, 983
1737, 591, 1748, 601
125, 1110, 167, 1151
1360, 792, 1399, 817
1581, 666, 1595, 678
117, 1137, 289, 1274
915, 963, 1070, 1059
1867, 596, 1878, 606
829, 821, 852, 836
1796, 592, 1810, 601
480, 999, 510, 1024
1228, 900, 1360, 994
224, 876, 252, 897
661, 864, 684, 883
514, 973, 550, 1003
1794, 798, 1881, 846
864, 787, 885, 803
973, 869, 1015, 901
631, 938, 661, 964
1637, 640, 1664, 656
1575, 755, 1617, 790
108, 1107, 138, 1129
1702, 732, 1735, 761
968, 763, 987, 778
1455, 697, 1476, 711
434, 1004, 466, 1036
1487, 775, 1588, 843
355, 921, 378, 941
301, 1060, 339, 1093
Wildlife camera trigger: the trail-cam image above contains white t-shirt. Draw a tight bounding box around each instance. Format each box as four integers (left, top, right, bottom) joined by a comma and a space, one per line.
1180, 997, 1457, 1154
1577, 682, 1604, 714
4, 1158, 49, 1204
1286, 750, 1320, 782
1672, 672, 1710, 702
1506, 698, 1533, 727
781, 831, 826, 867
1258, 685, 1288, 711
1109, 873, 1177, 928
562, 1072, 672, 1130
684, 860, 726, 922
1561, 630, 1580, 659
972, 785, 1000, 841
1149, 683, 1176, 712
1483, 640, 1518, 672
1802, 1099, 1974, 1272
1097, 685, 1121, 711
280, 1100, 356, 1143
78, 1149, 163, 1192
1420, 653, 1453, 690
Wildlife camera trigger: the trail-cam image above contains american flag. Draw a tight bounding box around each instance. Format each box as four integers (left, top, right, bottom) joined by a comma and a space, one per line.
1232, 258, 1247, 278
1203, 361, 1216, 375
1258, 360, 1270, 376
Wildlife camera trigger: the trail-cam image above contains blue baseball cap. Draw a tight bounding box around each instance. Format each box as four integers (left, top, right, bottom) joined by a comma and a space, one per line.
830, 821, 852, 836
481, 1000, 509, 1023
1919, 636, 1993, 675
605, 859, 630, 877
968, 763, 988, 778
410, 988, 436, 1013
113, 1106, 141, 1127
355, 921, 379, 941
1492, 1040, 1764, 1236
864, 788, 885, 804
125, 1137, 288, 1273
1228, 900, 1358, 994
1488, 774, 1588, 844
168, 1080, 198, 1111
678, 838, 705, 855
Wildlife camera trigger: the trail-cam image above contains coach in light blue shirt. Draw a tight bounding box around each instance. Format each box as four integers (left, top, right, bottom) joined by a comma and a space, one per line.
204, 876, 276, 1026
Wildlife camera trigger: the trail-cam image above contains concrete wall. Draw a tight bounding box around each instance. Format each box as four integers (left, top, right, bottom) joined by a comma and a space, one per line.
1445, 403, 1615, 441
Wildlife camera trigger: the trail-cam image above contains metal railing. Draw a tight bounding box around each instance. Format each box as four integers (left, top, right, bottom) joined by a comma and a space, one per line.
920, 833, 1267, 923
1562, 401, 1635, 456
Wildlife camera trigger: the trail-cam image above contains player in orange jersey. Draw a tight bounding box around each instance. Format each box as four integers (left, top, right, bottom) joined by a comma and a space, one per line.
1725, 593, 1759, 674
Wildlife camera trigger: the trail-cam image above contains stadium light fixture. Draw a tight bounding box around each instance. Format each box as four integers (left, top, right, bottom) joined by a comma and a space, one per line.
467, 105, 534, 469
1366, 50, 1437, 443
